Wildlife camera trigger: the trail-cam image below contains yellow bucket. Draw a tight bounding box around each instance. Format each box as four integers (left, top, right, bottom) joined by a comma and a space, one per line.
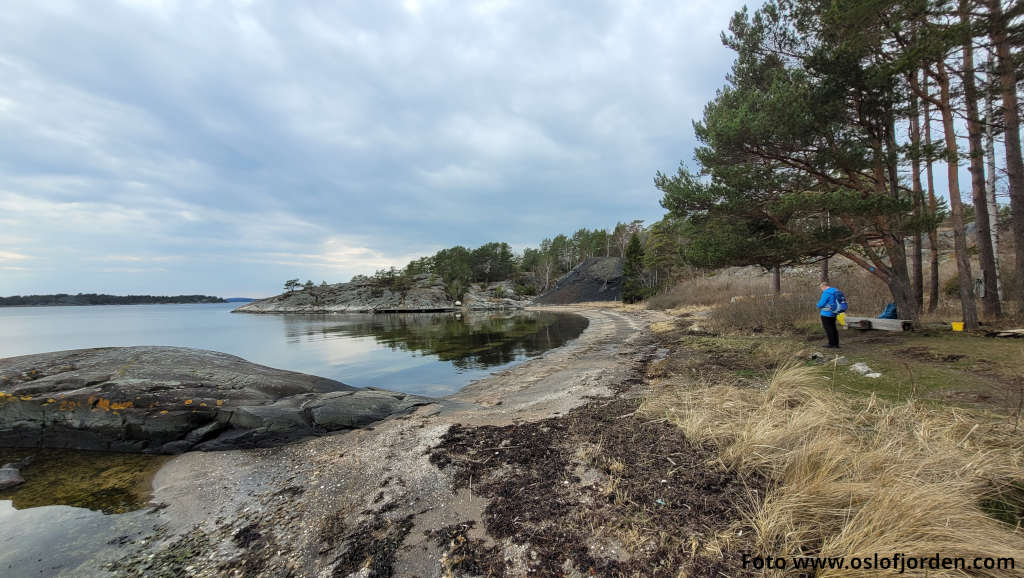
951, 322, 964, 332
836, 312, 846, 327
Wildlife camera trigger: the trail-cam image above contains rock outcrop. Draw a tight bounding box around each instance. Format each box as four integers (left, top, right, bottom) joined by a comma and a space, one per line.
0, 347, 431, 454
234, 274, 529, 314
534, 257, 623, 304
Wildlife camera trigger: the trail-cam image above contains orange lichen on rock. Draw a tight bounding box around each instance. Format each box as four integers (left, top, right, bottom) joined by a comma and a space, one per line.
91, 397, 135, 412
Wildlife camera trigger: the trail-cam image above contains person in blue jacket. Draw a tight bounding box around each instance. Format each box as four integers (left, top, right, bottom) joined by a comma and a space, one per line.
816, 281, 841, 348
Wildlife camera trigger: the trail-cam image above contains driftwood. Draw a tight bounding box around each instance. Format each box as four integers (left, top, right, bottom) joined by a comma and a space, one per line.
842, 316, 913, 332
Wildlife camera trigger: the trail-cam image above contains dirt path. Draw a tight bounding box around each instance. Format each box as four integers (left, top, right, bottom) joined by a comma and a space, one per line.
111, 306, 679, 576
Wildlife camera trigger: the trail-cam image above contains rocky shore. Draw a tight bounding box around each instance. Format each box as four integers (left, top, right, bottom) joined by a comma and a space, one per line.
95, 306, 687, 577
0, 346, 429, 454
234, 275, 529, 314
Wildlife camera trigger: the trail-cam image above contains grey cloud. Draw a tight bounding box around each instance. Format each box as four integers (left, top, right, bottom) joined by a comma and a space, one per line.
1, 0, 745, 296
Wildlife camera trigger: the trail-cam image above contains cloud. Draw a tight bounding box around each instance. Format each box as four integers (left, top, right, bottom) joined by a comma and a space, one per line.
0, 0, 753, 296
0, 251, 31, 262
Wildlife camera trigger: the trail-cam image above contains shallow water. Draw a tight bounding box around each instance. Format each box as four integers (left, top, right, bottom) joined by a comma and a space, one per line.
0, 448, 168, 513
0, 449, 167, 577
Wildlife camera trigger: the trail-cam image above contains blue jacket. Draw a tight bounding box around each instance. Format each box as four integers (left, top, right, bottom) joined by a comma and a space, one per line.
817, 287, 840, 317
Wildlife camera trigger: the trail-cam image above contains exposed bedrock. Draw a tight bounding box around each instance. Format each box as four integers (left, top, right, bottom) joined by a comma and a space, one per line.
0, 346, 431, 454
234, 274, 528, 313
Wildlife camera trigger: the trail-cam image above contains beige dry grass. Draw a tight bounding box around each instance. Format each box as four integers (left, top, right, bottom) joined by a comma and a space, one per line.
642, 359, 1024, 576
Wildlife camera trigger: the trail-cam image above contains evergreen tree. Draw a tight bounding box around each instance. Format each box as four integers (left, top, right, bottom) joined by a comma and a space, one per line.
622, 233, 646, 303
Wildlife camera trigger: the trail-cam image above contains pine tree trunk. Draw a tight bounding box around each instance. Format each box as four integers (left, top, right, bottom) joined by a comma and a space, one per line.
935, 62, 980, 329
909, 71, 925, 311
985, 51, 1002, 299
884, 110, 919, 324
988, 0, 1024, 313
923, 71, 941, 313
772, 265, 781, 294
821, 257, 829, 283
962, 0, 1001, 318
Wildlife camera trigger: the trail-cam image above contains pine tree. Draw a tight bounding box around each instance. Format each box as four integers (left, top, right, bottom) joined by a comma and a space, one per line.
622, 233, 646, 303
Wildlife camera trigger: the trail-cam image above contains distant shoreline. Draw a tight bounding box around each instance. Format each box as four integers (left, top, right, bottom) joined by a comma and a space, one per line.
0, 302, 232, 308
0, 294, 237, 307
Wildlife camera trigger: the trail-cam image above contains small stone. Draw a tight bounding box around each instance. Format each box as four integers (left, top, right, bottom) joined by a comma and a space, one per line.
0, 467, 24, 490
850, 362, 873, 376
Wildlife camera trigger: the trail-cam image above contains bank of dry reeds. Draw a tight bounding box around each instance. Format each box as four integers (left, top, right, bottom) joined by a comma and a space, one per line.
642, 360, 1024, 576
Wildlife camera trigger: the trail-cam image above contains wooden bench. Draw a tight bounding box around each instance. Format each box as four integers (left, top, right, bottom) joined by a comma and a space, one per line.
842, 316, 913, 332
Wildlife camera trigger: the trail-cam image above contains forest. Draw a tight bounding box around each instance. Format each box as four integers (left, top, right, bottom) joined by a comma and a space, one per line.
656, 0, 1023, 327
0, 294, 226, 306
330, 218, 680, 303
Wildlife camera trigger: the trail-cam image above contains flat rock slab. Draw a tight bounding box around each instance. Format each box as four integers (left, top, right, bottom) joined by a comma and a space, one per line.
0, 346, 432, 454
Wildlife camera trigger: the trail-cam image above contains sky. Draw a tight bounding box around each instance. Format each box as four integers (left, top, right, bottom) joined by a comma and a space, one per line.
0, 0, 752, 298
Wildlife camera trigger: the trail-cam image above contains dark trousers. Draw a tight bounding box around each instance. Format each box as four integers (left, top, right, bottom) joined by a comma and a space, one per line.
821, 315, 839, 347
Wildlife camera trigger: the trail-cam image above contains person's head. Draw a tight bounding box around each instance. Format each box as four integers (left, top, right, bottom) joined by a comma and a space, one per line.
820, 281, 830, 291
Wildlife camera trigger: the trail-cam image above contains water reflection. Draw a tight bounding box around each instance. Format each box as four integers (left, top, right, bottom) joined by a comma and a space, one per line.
278, 311, 588, 372
0, 304, 589, 399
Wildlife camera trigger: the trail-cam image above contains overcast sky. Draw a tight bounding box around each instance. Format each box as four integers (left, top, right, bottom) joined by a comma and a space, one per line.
3, 0, 993, 299
0, 0, 755, 297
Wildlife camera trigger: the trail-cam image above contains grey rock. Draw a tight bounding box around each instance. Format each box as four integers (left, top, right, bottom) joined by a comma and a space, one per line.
0, 346, 433, 454
0, 466, 24, 490
233, 274, 526, 314
305, 389, 428, 430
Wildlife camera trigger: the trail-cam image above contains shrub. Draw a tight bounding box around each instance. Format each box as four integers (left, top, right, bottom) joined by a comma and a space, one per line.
444, 279, 466, 301
709, 292, 817, 334
943, 275, 960, 298
514, 283, 537, 297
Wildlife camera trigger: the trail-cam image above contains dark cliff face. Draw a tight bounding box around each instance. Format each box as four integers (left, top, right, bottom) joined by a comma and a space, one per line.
0, 347, 430, 454
534, 257, 623, 304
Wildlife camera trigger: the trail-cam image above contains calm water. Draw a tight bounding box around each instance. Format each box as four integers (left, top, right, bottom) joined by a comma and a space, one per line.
0, 303, 587, 397
0, 304, 587, 536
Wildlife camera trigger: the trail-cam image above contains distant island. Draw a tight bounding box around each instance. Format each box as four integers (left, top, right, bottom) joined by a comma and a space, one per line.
0, 293, 226, 307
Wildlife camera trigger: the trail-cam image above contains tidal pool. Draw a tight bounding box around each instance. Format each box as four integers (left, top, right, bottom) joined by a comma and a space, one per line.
0, 449, 168, 577
0, 448, 168, 513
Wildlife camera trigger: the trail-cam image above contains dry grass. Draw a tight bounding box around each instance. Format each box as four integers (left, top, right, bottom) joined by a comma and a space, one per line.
642, 358, 1024, 576
650, 320, 677, 334
648, 274, 774, 310
647, 264, 894, 333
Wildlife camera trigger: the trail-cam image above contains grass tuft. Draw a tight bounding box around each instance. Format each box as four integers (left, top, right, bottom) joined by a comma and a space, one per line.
642, 361, 1024, 576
